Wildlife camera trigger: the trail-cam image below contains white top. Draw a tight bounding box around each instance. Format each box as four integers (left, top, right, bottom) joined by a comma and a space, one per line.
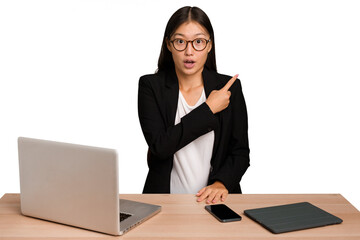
170, 88, 215, 194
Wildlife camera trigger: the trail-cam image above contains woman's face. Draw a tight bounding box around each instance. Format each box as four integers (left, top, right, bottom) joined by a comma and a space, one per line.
167, 21, 212, 79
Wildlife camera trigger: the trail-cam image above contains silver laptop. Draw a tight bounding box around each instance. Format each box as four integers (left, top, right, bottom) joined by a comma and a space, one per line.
18, 137, 161, 235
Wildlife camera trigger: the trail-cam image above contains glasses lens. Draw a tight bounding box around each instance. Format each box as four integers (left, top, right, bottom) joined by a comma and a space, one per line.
173, 39, 186, 51
193, 38, 207, 51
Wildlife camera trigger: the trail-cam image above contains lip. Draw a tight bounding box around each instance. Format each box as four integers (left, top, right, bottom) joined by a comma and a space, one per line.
183, 59, 196, 69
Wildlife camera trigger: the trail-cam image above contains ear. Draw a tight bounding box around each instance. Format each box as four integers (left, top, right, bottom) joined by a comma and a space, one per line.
207, 39, 212, 53
166, 38, 172, 52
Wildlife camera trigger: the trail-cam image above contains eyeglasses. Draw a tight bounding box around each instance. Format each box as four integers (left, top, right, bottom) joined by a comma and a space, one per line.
169, 38, 211, 52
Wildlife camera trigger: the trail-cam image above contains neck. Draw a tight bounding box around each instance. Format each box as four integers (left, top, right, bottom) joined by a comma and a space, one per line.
175, 68, 204, 92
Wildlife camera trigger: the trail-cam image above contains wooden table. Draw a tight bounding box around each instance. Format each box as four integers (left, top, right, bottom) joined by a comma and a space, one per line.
0, 193, 359, 239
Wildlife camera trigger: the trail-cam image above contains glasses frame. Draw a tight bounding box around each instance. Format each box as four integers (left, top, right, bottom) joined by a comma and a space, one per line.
169, 38, 211, 52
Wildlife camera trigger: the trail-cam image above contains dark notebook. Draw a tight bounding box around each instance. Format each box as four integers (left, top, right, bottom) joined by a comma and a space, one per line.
244, 202, 343, 234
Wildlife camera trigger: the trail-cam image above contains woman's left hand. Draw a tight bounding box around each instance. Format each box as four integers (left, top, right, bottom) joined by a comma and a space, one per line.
196, 181, 229, 204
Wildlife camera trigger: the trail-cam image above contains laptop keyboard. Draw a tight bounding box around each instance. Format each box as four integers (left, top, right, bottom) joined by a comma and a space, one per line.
120, 212, 132, 222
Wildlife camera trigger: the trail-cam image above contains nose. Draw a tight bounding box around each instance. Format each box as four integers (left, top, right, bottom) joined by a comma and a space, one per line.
184, 41, 195, 56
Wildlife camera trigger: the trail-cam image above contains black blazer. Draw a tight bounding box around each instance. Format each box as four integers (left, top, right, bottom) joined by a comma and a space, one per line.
138, 67, 250, 193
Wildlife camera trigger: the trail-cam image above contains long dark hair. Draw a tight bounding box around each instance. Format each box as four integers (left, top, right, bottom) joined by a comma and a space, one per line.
157, 6, 217, 72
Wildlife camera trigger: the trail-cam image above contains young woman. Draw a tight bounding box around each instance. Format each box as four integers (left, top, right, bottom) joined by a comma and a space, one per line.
138, 6, 250, 204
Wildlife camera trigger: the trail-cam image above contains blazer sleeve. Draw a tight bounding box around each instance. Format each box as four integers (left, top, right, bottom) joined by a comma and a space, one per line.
138, 75, 219, 160
209, 79, 250, 191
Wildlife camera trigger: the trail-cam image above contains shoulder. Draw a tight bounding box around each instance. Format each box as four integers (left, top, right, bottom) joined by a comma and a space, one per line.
139, 71, 164, 83
139, 71, 168, 88
216, 72, 243, 92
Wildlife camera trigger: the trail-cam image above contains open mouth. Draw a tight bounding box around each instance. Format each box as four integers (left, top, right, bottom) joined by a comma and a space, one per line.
184, 60, 195, 69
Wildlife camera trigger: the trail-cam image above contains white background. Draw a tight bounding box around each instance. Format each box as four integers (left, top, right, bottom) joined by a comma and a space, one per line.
1, 0, 359, 210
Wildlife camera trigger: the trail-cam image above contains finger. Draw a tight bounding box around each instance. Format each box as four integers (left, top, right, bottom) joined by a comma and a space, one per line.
196, 187, 206, 196
212, 192, 222, 204
197, 188, 212, 202
221, 191, 228, 202
197, 188, 208, 201
206, 190, 217, 204
221, 74, 238, 91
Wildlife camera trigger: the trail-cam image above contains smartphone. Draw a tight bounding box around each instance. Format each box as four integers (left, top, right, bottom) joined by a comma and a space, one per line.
205, 204, 242, 223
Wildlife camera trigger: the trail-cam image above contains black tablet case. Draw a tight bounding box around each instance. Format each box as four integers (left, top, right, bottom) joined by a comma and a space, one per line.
244, 202, 343, 234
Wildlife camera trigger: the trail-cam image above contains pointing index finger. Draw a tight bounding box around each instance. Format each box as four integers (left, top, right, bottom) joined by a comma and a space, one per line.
222, 74, 239, 91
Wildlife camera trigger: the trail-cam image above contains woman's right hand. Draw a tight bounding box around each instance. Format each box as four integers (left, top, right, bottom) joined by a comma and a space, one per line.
205, 74, 238, 114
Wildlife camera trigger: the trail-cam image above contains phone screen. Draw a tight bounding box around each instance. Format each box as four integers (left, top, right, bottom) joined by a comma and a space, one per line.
205, 204, 242, 222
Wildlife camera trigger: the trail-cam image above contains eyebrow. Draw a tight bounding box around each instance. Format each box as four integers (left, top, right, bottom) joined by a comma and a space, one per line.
172, 33, 207, 38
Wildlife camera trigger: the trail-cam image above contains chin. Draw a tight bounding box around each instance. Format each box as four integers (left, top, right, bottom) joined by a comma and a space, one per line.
180, 66, 203, 77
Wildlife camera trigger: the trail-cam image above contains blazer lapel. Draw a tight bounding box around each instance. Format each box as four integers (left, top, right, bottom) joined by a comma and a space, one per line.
202, 68, 222, 164
164, 70, 179, 127
202, 67, 223, 97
